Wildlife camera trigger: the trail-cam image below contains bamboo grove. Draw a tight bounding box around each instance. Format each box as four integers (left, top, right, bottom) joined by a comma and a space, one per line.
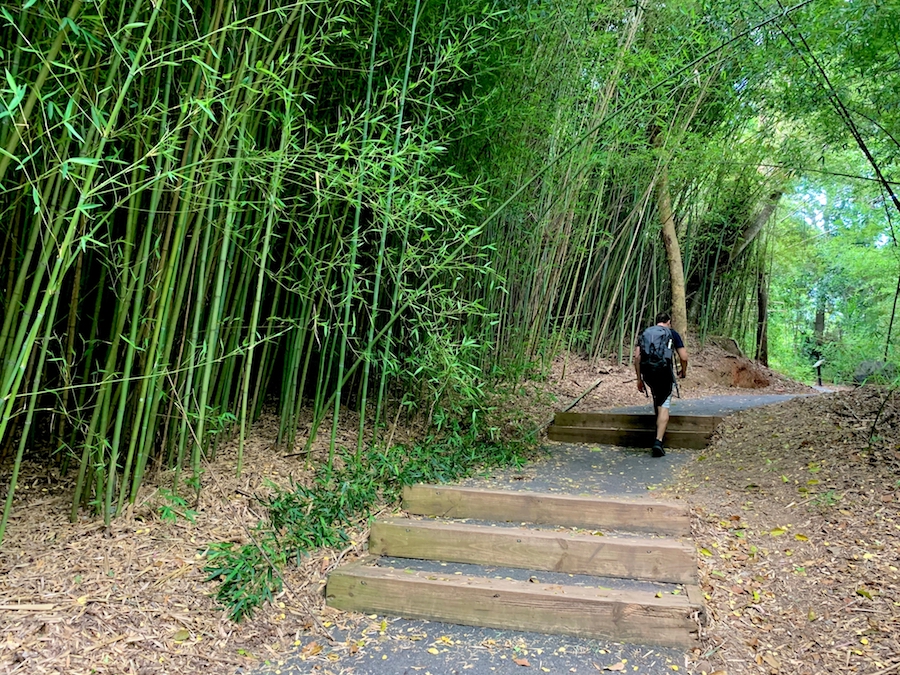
2, 0, 894, 538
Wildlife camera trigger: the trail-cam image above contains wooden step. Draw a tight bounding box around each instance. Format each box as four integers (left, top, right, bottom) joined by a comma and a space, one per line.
546, 426, 710, 449
554, 412, 723, 431
326, 557, 702, 648
368, 518, 696, 584
402, 484, 690, 535
548, 412, 722, 449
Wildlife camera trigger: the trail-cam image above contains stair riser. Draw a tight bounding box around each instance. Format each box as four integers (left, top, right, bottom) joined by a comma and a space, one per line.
402, 485, 691, 535
554, 412, 723, 431
327, 565, 699, 649
547, 426, 710, 449
369, 521, 697, 584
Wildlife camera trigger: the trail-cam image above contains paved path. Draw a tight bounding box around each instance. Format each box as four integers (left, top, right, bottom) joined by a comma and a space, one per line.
250, 393, 808, 675
608, 393, 809, 417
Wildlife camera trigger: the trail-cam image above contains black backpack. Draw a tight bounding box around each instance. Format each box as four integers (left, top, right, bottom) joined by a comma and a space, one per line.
639, 325, 674, 378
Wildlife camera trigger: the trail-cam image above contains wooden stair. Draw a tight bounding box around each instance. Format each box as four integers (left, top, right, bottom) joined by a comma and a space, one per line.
547, 412, 724, 449
326, 485, 705, 648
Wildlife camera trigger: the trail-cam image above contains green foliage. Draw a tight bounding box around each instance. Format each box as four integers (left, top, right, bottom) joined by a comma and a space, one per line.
157, 488, 197, 524
767, 177, 899, 383
204, 534, 286, 623
204, 430, 539, 621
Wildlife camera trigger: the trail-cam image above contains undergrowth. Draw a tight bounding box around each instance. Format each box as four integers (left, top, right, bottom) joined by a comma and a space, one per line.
203, 425, 541, 621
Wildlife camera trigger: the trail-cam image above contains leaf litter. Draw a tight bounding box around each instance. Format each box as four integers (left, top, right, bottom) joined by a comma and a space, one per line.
666, 386, 900, 675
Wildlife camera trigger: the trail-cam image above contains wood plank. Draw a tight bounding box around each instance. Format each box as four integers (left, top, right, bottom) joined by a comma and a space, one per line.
547, 426, 711, 449
326, 560, 700, 648
368, 518, 696, 584
402, 485, 690, 535
554, 412, 723, 432
685, 584, 708, 626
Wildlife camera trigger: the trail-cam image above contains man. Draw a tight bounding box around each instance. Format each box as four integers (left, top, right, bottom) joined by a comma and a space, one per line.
633, 312, 688, 457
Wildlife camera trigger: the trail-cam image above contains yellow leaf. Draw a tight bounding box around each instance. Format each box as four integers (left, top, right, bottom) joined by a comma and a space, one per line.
302, 642, 323, 656
808, 609, 816, 621
770, 527, 786, 536
670, 666, 679, 671
75, 595, 88, 605
699, 548, 713, 557
860, 637, 869, 645
427, 648, 440, 655
173, 629, 190, 642
857, 588, 874, 600
794, 533, 809, 541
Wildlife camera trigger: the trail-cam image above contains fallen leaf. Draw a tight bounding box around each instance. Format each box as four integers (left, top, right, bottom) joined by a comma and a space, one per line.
513, 657, 531, 667
762, 653, 780, 668
794, 534, 808, 541
770, 527, 786, 536
302, 642, 323, 656
699, 548, 713, 557
427, 647, 440, 655
173, 629, 190, 642
604, 662, 626, 672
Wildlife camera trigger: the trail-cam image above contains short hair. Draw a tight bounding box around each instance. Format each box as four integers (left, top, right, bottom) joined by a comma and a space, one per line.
655, 312, 671, 324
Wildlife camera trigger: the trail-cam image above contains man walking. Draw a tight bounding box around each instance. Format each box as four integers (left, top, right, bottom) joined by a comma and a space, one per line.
633, 312, 688, 457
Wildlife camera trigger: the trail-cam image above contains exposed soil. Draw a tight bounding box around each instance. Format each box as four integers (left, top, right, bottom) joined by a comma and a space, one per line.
2, 338, 891, 675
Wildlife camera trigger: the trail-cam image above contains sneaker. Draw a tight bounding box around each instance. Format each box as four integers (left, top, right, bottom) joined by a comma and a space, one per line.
651, 440, 665, 457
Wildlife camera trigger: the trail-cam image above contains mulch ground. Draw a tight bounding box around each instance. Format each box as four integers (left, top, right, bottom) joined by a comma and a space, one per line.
0, 345, 894, 675
668, 386, 900, 675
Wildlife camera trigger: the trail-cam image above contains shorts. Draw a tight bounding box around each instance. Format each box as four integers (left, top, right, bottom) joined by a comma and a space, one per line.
643, 372, 674, 410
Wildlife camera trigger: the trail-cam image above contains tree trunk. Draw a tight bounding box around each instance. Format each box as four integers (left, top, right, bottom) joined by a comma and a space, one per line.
730, 190, 783, 264
755, 269, 769, 366
657, 164, 688, 337
813, 299, 825, 358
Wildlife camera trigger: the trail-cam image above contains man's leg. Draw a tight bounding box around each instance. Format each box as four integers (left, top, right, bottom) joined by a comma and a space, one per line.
648, 379, 672, 457
656, 405, 670, 443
